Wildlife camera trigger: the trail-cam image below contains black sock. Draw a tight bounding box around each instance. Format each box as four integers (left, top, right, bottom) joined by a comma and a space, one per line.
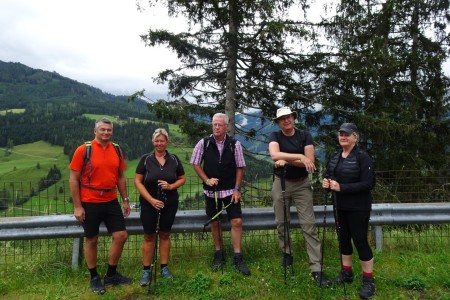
234, 252, 241, 258
160, 264, 168, 269
143, 266, 150, 270
89, 267, 98, 279
106, 264, 117, 277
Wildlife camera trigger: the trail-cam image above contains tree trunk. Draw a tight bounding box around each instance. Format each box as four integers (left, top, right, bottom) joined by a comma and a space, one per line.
225, 0, 238, 137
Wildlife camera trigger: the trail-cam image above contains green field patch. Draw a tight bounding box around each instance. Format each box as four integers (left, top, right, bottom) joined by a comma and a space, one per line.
83, 113, 121, 123
83, 113, 156, 125
0, 108, 26, 115
83, 113, 186, 142
0, 141, 70, 212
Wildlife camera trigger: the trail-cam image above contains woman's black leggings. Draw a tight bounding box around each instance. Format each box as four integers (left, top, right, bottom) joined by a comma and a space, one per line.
336, 209, 373, 261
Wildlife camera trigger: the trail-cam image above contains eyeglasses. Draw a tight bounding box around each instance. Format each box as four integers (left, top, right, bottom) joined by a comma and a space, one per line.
213, 123, 226, 128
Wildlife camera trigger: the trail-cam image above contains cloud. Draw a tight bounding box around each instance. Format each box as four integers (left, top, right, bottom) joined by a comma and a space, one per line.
1, 0, 449, 99
0, 0, 182, 97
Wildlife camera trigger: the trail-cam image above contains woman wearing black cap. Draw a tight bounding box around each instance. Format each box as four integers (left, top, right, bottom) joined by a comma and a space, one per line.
322, 123, 376, 298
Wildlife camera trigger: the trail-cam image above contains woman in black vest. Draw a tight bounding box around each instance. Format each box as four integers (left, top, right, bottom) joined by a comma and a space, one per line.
322, 123, 376, 299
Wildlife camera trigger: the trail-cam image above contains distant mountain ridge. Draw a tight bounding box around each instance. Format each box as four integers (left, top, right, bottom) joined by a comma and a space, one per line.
0, 60, 161, 159
0, 60, 149, 109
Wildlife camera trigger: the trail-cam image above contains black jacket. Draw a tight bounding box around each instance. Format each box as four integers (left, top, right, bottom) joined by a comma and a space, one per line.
324, 146, 375, 211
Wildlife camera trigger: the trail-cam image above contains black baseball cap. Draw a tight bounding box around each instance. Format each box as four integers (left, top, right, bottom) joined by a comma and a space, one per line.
339, 123, 358, 134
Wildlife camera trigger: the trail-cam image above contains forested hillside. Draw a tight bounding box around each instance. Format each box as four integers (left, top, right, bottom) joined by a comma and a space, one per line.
0, 61, 273, 178
0, 60, 163, 160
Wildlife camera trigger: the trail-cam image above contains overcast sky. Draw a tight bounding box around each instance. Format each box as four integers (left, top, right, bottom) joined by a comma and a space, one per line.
1, 0, 449, 100
0, 0, 183, 98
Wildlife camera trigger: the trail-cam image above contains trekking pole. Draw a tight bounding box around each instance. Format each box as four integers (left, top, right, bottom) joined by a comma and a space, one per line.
319, 187, 329, 289
331, 186, 348, 300
214, 187, 225, 274
148, 186, 165, 294
202, 201, 232, 229
281, 165, 293, 285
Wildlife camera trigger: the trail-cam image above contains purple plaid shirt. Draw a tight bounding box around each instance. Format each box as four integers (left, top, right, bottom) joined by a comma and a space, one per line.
190, 134, 245, 198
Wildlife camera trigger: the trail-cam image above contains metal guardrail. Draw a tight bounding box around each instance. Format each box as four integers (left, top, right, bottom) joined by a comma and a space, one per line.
1, 203, 449, 269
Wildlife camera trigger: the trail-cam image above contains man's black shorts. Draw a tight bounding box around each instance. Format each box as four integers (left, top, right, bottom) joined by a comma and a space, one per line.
81, 199, 126, 238
205, 195, 242, 221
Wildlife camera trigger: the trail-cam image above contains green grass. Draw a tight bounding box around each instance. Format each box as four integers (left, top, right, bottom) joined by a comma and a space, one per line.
0, 108, 25, 115
0, 232, 449, 299
0, 141, 69, 183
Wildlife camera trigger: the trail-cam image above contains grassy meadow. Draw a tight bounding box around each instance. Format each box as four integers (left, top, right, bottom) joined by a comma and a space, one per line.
0, 141, 68, 183
0, 230, 449, 300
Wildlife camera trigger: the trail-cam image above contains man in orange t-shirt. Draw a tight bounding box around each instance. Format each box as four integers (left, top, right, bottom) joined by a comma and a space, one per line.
69, 118, 131, 294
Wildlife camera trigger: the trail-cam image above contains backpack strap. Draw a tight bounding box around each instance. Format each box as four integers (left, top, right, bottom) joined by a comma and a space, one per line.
201, 137, 210, 164
80, 141, 123, 190
81, 141, 93, 185
112, 142, 123, 161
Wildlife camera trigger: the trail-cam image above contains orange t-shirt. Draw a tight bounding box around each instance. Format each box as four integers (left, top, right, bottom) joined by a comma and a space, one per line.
69, 140, 126, 203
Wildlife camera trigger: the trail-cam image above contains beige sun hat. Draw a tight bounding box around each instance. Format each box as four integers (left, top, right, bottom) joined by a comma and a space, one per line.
273, 107, 298, 121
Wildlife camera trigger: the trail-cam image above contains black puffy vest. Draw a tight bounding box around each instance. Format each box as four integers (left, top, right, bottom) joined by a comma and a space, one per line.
327, 149, 361, 184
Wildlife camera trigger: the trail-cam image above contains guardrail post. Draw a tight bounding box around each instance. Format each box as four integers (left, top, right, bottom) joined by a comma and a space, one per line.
373, 225, 383, 252
71, 237, 82, 270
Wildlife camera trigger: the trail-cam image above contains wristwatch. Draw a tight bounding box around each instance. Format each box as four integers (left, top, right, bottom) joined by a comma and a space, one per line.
123, 197, 129, 202
233, 187, 240, 191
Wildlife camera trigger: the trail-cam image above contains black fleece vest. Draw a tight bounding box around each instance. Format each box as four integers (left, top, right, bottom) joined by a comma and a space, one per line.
202, 135, 236, 191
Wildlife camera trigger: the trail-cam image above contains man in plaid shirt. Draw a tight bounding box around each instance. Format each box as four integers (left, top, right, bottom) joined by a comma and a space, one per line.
191, 113, 250, 276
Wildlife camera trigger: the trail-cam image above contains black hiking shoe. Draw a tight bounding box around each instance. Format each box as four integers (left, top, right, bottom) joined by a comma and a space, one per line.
311, 271, 331, 287
282, 253, 293, 268
359, 276, 375, 299
233, 254, 251, 276
212, 250, 225, 272
332, 268, 354, 285
104, 272, 132, 286
90, 275, 105, 294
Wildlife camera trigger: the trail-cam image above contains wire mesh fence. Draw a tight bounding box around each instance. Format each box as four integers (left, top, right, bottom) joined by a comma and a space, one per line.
0, 170, 448, 268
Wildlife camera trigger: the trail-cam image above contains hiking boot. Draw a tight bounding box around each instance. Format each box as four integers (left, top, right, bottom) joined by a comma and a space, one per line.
359, 276, 375, 299
160, 266, 173, 279
90, 275, 105, 294
332, 268, 354, 285
104, 272, 132, 286
140, 269, 151, 286
233, 254, 251, 276
282, 253, 293, 268
311, 271, 331, 287
212, 250, 225, 272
